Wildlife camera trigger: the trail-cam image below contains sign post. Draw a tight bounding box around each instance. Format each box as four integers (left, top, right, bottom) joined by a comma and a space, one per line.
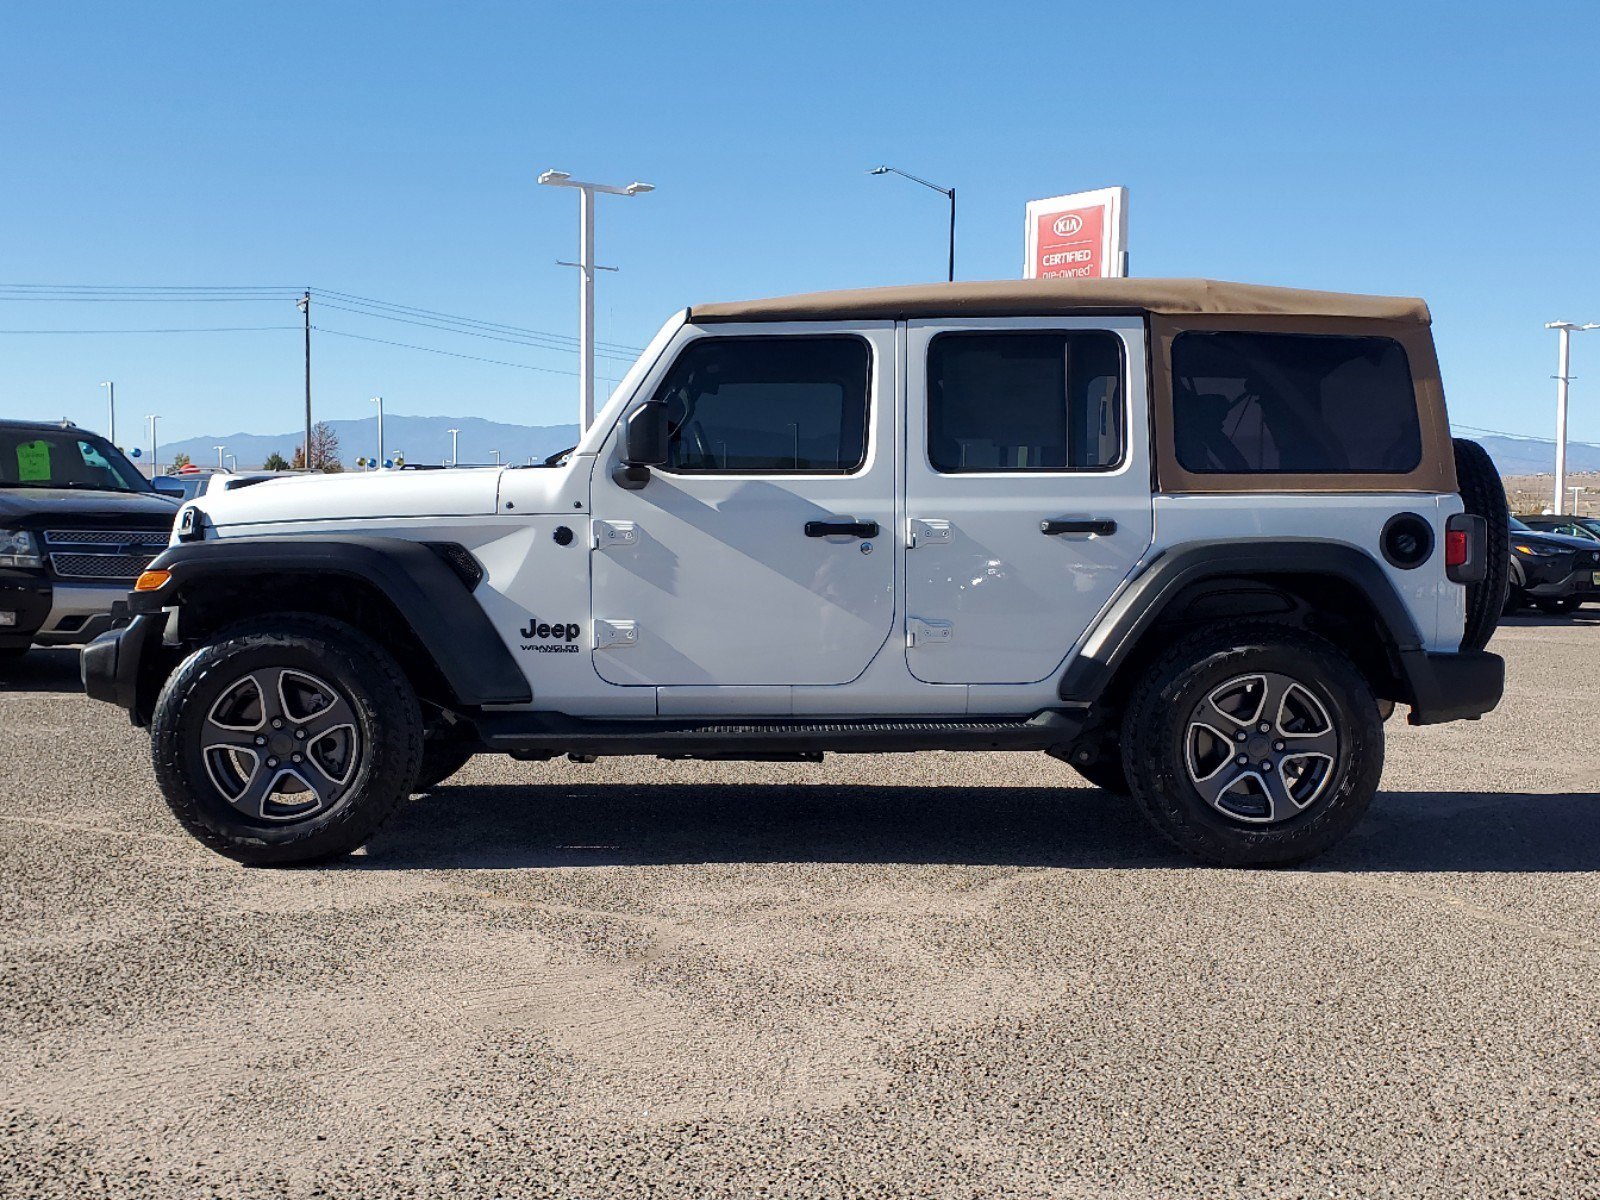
1024, 187, 1128, 280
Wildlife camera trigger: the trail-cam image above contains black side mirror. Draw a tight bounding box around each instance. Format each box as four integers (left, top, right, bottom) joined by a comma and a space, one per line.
623, 401, 669, 466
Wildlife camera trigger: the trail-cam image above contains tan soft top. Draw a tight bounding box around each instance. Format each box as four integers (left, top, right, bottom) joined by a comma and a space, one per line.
689, 277, 1430, 326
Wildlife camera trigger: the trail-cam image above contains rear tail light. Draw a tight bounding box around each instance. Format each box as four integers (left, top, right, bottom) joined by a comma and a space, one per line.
1445, 513, 1487, 583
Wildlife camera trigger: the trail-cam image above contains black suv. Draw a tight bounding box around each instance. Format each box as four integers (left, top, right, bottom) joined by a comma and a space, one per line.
1507, 516, 1600, 615
0, 419, 177, 659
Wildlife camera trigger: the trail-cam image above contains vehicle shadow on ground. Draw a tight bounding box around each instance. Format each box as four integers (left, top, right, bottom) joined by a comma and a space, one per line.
1501, 610, 1600, 628
0, 648, 82, 695
356, 781, 1600, 874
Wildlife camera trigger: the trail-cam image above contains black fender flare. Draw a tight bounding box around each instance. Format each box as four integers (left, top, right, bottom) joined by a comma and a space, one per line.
1058, 538, 1425, 706
131, 536, 532, 707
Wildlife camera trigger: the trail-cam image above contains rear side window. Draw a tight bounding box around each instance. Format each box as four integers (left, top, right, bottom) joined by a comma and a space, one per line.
1171, 332, 1422, 474
927, 331, 1124, 473
653, 336, 870, 474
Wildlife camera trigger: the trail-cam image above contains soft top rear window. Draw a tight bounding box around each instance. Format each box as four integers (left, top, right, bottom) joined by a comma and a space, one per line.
1171, 331, 1422, 475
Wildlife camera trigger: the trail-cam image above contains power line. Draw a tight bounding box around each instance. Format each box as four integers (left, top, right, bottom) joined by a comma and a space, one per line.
310, 286, 643, 354
313, 298, 640, 359
1452, 422, 1600, 451
313, 325, 581, 375
0, 325, 298, 334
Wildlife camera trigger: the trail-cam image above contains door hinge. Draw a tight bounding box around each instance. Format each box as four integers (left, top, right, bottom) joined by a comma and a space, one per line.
592, 519, 638, 550
907, 518, 952, 548
907, 617, 954, 647
593, 619, 639, 649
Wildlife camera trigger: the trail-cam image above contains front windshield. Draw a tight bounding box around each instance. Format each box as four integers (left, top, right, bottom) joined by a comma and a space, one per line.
1509, 516, 1530, 531
0, 427, 150, 493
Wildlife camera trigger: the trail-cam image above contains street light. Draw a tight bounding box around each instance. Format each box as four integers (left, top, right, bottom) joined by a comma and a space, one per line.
145, 415, 160, 476
1546, 321, 1600, 514
447, 427, 460, 467
100, 381, 115, 445
538, 168, 654, 432
225, 454, 237, 472
490, 448, 501, 466
369, 396, 384, 469
870, 165, 956, 282
214, 445, 226, 470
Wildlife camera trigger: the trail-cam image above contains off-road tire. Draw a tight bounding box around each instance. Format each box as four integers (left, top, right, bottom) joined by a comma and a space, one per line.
1072, 758, 1130, 796
415, 740, 476, 792
151, 614, 423, 866
1121, 622, 1383, 867
1453, 437, 1509, 651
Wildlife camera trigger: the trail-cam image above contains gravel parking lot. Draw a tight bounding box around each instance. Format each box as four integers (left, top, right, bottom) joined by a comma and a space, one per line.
2, 616, 1597, 1199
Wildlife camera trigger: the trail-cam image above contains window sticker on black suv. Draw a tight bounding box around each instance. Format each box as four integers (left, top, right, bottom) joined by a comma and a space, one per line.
653, 336, 871, 474
927, 331, 1124, 473
1172, 331, 1422, 474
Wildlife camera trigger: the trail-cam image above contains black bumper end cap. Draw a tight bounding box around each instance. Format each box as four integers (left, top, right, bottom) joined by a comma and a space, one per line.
1403, 649, 1504, 726
81, 613, 160, 726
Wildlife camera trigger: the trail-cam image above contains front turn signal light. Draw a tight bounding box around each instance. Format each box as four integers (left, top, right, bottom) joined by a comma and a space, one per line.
134, 569, 171, 592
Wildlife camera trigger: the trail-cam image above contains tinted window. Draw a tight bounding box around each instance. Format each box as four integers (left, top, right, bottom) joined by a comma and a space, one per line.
927, 331, 1124, 473
0, 428, 149, 493
653, 337, 870, 473
1171, 332, 1422, 474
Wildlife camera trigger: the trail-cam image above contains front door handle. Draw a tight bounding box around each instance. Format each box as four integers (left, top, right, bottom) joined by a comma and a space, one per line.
805, 519, 880, 539
1041, 518, 1117, 537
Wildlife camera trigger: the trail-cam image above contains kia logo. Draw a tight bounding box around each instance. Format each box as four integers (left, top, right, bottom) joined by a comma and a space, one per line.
1052, 214, 1084, 237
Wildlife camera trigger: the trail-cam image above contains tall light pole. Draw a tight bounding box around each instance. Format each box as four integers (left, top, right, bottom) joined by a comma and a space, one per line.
1547, 321, 1599, 514
537, 169, 654, 432
447, 427, 460, 467
100, 381, 115, 445
870, 165, 956, 282
490, 448, 501, 466
213, 445, 227, 469
225, 453, 237, 472
145, 414, 160, 476
369, 395, 384, 468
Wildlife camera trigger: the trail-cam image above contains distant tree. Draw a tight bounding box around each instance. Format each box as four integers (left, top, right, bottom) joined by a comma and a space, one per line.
262, 451, 291, 472
167, 452, 191, 474
291, 422, 344, 472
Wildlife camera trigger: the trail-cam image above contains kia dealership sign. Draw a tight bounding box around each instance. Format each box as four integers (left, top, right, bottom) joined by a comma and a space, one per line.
1024, 187, 1128, 279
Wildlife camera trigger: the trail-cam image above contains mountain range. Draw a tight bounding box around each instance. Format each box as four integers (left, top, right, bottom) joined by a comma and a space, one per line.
157, 418, 1600, 479
159, 415, 580, 470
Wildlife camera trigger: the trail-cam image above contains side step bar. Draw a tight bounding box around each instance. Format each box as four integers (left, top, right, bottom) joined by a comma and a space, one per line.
472, 709, 1084, 759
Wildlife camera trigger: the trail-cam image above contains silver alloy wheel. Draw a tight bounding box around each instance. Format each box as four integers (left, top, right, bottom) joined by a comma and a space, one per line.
199, 668, 361, 822
1182, 671, 1338, 824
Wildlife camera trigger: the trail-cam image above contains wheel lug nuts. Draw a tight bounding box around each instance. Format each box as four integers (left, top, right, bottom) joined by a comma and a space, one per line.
1258, 722, 1271, 733
294, 729, 306, 740
272, 718, 283, 729
266, 757, 278, 768
1236, 754, 1249, 765
1234, 731, 1247, 742
1273, 741, 1285, 752
254, 736, 266, 746
1260, 761, 1274, 772
292, 754, 302, 764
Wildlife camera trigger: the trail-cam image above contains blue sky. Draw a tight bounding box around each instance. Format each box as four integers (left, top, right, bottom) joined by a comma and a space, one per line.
1, 1, 1596, 450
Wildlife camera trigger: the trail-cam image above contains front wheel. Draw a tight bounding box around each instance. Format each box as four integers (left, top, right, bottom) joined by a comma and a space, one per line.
1121, 623, 1383, 867
150, 615, 423, 866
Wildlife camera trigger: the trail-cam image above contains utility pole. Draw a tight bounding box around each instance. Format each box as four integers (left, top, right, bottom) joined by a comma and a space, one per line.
537, 170, 654, 432
214, 445, 226, 469
370, 396, 384, 468
297, 291, 312, 470
100, 381, 115, 445
1547, 321, 1599, 514
146, 414, 160, 476
447, 427, 460, 466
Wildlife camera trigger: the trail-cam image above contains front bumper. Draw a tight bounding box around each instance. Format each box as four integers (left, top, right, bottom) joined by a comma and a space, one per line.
81, 612, 165, 724
1525, 568, 1600, 600
0, 571, 52, 650
0, 574, 139, 648
1399, 648, 1504, 726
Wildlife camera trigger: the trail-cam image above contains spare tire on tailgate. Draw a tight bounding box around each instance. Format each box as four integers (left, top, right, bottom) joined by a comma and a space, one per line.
1453, 437, 1509, 651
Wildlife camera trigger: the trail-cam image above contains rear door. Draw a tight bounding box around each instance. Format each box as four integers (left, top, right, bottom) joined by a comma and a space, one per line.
903, 316, 1153, 685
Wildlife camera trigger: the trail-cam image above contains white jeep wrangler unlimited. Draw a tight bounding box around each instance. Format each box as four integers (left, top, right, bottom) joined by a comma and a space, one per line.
84, 278, 1508, 868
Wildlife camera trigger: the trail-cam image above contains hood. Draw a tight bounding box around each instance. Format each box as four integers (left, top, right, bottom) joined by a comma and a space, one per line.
195, 467, 503, 528
1512, 528, 1600, 552
0, 486, 179, 527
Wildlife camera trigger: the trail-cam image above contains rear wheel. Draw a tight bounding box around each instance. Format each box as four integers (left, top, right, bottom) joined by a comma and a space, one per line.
1452, 437, 1510, 650
151, 615, 423, 866
1121, 623, 1382, 867
1538, 596, 1581, 615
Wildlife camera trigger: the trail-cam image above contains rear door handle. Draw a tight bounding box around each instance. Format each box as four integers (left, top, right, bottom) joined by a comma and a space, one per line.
805, 519, 879, 539
1041, 518, 1117, 537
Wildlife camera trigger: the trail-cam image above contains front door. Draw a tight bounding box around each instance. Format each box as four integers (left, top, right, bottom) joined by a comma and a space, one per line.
590, 326, 897, 689
903, 317, 1154, 685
